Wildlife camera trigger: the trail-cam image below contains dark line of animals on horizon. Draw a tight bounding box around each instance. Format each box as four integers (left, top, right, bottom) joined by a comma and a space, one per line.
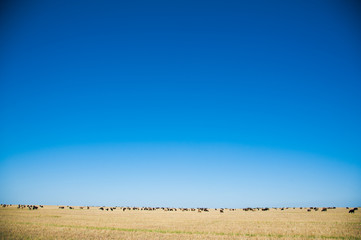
1, 204, 358, 214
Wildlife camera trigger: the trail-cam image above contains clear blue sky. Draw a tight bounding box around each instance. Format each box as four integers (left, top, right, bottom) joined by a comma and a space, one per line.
1, 0, 360, 207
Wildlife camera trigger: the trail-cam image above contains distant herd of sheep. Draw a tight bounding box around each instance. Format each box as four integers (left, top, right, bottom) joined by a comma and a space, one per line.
1, 204, 358, 214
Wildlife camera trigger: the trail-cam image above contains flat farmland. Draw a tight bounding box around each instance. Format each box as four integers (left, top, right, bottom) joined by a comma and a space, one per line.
0, 206, 360, 240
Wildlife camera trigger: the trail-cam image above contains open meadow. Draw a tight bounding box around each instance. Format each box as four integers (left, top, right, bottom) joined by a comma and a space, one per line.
0, 205, 360, 240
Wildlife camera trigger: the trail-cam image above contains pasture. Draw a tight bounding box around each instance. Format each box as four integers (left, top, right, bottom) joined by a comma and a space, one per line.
0, 205, 360, 240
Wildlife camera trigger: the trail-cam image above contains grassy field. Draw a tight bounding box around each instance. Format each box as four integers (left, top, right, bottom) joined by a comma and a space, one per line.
0, 205, 360, 240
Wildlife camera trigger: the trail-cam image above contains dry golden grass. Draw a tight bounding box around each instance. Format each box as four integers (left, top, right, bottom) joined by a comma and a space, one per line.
1, 205, 360, 239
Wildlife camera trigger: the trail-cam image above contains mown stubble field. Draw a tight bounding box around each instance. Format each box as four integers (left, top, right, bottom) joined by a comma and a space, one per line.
0, 205, 360, 240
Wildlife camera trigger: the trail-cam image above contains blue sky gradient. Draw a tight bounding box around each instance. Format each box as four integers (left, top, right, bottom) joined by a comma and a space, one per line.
1, 0, 360, 207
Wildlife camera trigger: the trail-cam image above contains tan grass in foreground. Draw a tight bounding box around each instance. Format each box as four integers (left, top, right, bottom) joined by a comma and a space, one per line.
1, 206, 360, 239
